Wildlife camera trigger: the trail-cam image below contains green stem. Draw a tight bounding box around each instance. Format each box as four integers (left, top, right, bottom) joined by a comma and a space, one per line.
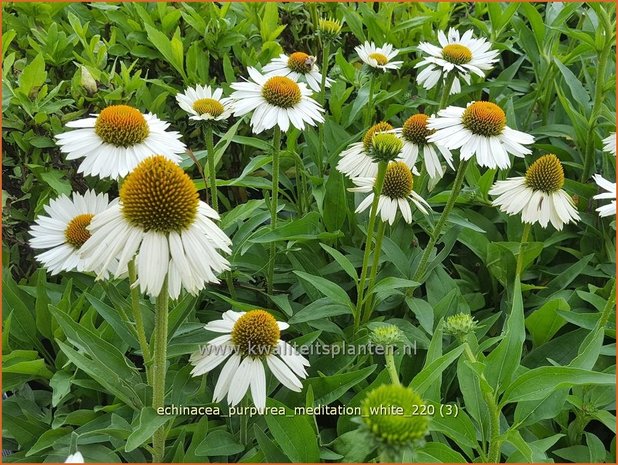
128, 259, 152, 384
582, 21, 612, 182
320, 41, 331, 106
362, 220, 386, 323
437, 72, 456, 111
598, 279, 616, 329
463, 342, 502, 463
413, 158, 470, 282
206, 125, 218, 212
152, 278, 169, 463
316, 41, 331, 177
384, 348, 400, 385
239, 396, 249, 446
515, 223, 532, 278
294, 156, 304, 215
354, 162, 387, 332
225, 271, 237, 300
267, 126, 282, 295
364, 73, 376, 127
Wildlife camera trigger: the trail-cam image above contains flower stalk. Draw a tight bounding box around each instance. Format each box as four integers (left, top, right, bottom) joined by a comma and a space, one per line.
362, 220, 386, 323
515, 222, 532, 278
152, 278, 169, 463
384, 348, 400, 386
128, 259, 152, 384
205, 125, 218, 212
364, 73, 377, 127
355, 161, 387, 332
267, 126, 283, 294
413, 158, 470, 282
437, 72, 456, 111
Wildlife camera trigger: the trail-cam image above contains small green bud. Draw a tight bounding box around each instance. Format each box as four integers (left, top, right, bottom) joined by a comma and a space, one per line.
361, 384, 429, 446
318, 17, 343, 40
444, 313, 478, 338
370, 133, 403, 163
370, 324, 403, 347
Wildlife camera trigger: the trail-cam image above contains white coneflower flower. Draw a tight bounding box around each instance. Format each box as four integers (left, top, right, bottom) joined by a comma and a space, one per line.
56, 105, 186, 180
80, 156, 231, 299
428, 101, 534, 169
29, 190, 115, 276
593, 174, 616, 217
65, 451, 84, 463
230, 67, 324, 133
175, 85, 234, 122
395, 113, 454, 179
489, 154, 579, 230
603, 132, 616, 156
190, 309, 310, 410
338, 122, 395, 179
355, 41, 403, 71
337, 122, 419, 179
350, 161, 429, 225
262, 52, 333, 93
416, 28, 499, 94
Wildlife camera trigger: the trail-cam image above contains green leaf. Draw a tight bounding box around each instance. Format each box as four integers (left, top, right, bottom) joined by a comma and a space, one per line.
501, 367, 616, 405
144, 23, 186, 78
126, 408, 173, 452
525, 298, 569, 346
330, 429, 374, 462
85, 293, 138, 349
289, 298, 351, 324
305, 365, 376, 405
323, 170, 347, 233
320, 244, 357, 280
417, 441, 468, 463
409, 345, 464, 396
485, 279, 524, 393
264, 399, 320, 462
253, 425, 288, 462
405, 297, 434, 335
195, 429, 244, 456
18, 53, 46, 96
34, 269, 52, 340
293, 270, 353, 308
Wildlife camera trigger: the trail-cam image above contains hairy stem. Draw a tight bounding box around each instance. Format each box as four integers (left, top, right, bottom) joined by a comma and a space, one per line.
355, 162, 387, 332
128, 259, 151, 384
413, 158, 470, 282
206, 125, 218, 212
152, 278, 169, 463
267, 126, 282, 295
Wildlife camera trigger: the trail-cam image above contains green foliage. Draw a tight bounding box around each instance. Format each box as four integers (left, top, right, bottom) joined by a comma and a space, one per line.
2, 1, 616, 463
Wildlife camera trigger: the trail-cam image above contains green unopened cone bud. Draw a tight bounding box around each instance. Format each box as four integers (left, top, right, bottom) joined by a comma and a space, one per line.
361, 384, 429, 446
370, 324, 403, 347
370, 133, 403, 163
444, 313, 478, 338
